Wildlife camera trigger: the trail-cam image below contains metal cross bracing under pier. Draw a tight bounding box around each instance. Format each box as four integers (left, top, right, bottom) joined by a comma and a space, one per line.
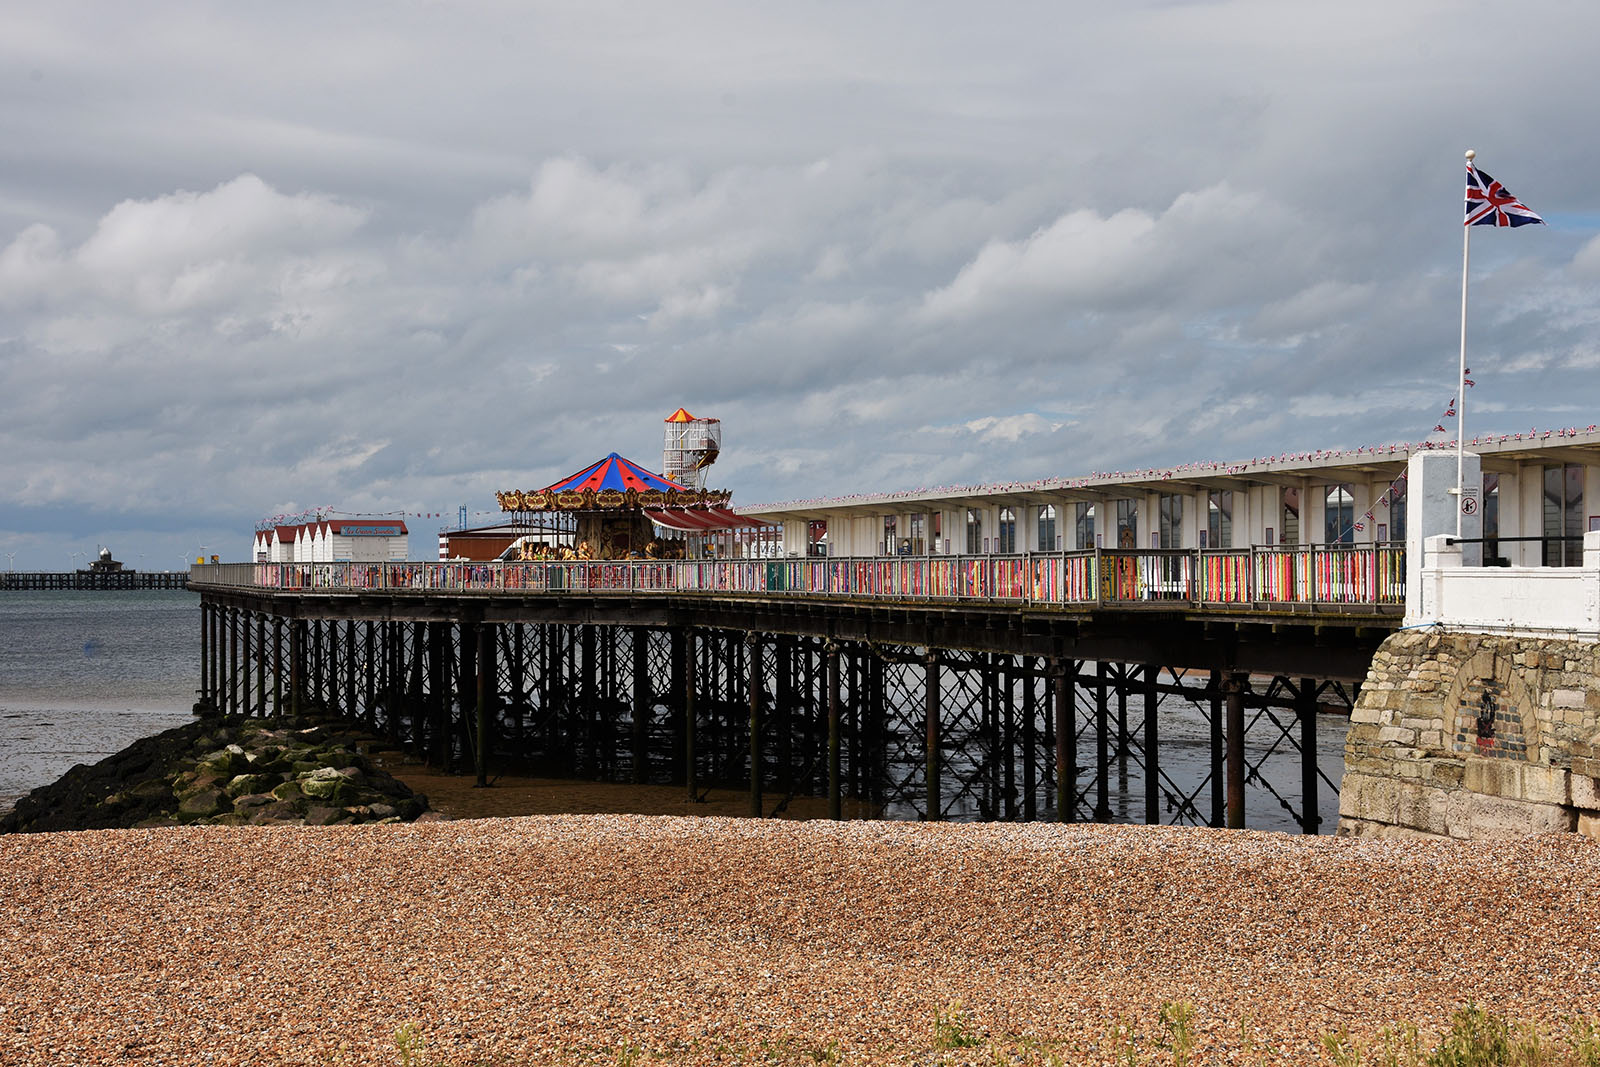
193, 593, 1358, 832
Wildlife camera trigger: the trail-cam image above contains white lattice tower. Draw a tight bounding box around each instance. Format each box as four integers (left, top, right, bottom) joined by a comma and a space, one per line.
663, 408, 722, 490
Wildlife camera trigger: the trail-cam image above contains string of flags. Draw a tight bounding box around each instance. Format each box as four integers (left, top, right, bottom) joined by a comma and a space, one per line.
254, 508, 458, 531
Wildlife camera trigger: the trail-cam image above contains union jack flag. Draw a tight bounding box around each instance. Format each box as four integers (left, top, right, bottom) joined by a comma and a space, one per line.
1465, 163, 1544, 227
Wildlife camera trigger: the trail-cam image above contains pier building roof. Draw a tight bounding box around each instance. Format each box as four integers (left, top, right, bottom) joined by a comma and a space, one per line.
742, 425, 1600, 520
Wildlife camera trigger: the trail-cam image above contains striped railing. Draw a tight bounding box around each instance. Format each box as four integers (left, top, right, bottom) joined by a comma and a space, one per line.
199, 544, 1406, 610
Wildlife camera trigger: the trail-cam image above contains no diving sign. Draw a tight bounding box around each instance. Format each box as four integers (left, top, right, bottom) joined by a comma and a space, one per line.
1461, 487, 1480, 516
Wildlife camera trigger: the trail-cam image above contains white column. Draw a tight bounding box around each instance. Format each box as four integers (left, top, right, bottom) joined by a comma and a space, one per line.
1406, 450, 1482, 619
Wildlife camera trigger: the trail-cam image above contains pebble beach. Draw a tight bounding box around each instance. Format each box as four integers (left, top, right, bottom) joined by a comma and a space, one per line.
1, 817, 1596, 1065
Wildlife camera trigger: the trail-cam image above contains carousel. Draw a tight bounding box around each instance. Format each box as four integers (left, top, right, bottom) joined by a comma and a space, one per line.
494, 451, 763, 560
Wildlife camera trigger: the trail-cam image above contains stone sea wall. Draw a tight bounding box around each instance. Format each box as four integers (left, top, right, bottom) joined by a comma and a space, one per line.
1340, 629, 1600, 840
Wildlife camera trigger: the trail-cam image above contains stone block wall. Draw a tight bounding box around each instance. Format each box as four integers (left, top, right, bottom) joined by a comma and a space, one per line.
1340, 629, 1600, 840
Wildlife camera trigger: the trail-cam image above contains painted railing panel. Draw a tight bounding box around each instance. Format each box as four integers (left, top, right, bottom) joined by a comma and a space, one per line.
215, 545, 1406, 609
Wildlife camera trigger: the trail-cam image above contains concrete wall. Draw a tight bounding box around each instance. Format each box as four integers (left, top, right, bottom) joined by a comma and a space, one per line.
1340, 628, 1600, 840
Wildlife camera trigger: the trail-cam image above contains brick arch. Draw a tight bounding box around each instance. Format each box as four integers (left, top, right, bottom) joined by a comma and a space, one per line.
1444, 644, 1539, 762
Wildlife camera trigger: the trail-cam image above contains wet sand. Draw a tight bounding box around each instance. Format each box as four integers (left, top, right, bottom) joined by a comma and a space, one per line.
381, 756, 878, 821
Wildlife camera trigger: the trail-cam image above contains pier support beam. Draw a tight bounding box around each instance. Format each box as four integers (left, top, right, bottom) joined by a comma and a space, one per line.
1143, 664, 1159, 825
827, 642, 842, 821
684, 631, 698, 802
474, 622, 492, 788
748, 633, 763, 818
1095, 660, 1111, 822
1299, 677, 1319, 835
1054, 660, 1074, 823
925, 652, 941, 822
1226, 672, 1248, 830
631, 627, 649, 785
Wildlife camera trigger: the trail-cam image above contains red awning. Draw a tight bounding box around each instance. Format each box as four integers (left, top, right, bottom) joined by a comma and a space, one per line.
644, 507, 767, 533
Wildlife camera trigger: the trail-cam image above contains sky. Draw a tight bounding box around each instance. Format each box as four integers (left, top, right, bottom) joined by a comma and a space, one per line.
3, 1, 1599, 570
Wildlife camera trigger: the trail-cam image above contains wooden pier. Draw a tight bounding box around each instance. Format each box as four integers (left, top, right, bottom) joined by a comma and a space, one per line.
1, 571, 190, 591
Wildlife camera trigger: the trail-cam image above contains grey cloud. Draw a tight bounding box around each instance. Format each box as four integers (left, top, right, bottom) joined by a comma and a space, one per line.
1, 2, 1598, 566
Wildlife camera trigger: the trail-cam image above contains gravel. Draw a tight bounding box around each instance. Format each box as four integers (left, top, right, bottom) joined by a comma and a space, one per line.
0, 817, 1595, 1065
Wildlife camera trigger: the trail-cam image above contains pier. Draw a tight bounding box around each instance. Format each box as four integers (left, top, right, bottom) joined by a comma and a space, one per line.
190, 555, 1378, 832
2, 571, 190, 591
189, 431, 1600, 837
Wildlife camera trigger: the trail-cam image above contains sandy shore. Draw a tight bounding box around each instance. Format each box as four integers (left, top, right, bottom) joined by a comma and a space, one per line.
1, 817, 1596, 1066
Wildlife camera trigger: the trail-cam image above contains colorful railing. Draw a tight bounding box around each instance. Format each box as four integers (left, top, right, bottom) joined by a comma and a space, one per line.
201, 544, 1406, 610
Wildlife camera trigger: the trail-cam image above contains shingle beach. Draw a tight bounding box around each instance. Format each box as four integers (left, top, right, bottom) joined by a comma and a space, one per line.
1, 818, 1595, 1065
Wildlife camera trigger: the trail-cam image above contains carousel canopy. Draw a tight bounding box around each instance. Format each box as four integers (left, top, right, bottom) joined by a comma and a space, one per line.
496, 451, 735, 513
543, 453, 685, 494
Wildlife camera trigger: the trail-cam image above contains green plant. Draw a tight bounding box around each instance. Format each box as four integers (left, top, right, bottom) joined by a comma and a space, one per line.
1322, 1026, 1361, 1067
933, 1002, 984, 1050
393, 1021, 427, 1067
1572, 1017, 1600, 1067
1425, 1002, 1511, 1067
804, 1038, 842, 1064
1158, 1000, 1197, 1067
1372, 1022, 1423, 1067
1105, 1014, 1139, 1067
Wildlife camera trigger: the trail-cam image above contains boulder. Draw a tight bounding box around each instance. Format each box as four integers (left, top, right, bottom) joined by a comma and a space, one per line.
177, 788, 225, 820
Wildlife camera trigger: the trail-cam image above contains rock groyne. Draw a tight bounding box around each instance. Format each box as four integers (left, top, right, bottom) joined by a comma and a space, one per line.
0, 714, 430, 833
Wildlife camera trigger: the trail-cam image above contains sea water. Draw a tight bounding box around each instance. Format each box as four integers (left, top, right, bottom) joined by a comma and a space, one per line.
0, 590, 199, 813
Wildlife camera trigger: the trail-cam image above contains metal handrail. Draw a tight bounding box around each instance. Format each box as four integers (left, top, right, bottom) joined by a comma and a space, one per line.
196, 544, 1409, 610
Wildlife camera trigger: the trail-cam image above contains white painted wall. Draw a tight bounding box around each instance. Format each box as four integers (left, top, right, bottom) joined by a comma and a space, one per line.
1412, 531, 1600, 637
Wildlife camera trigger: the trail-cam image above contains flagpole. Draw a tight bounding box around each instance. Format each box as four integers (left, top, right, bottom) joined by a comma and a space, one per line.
1456, 148, 1474, 539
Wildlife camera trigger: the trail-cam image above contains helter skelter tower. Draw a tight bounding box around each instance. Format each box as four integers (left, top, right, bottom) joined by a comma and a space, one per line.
662, 407, 721, 490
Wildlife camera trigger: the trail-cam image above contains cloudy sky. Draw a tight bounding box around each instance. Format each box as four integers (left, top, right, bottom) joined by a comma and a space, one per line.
3, 1, 1598, 569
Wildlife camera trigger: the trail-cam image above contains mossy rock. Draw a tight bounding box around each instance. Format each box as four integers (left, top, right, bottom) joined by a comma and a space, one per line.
300, 771, 355, 805
177, 788, 225, 821
248, 800, 305, 824
130, 778, 175, 801
232, 793, 276, 813
270, 780, 305, 802
225, 773, 282, 799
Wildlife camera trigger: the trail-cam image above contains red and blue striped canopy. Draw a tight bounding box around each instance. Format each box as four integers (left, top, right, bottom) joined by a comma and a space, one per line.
540, 453, 688, 494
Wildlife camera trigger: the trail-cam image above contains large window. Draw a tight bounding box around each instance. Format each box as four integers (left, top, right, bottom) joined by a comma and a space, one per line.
908, 513, 926, 555
1389, 481, 1407, 544
1207, 490, 1233, 549
1544, 464, 1584, 566
966, 509, 983, 555
1075, 502, 1096, 549
1324, 485, 1354, 544
996, 507, 1017, 554
930, 512, 942, 554
1281, 487, 1300, 546
1158, 494, 1184, 549
883, 516, 898, 555
1115, 499, 1138, 549
808, 520, 828, 557
1037, 504, 1058, 552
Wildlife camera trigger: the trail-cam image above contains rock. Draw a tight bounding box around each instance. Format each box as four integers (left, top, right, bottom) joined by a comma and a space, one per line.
225, 773, 281, 799
304, 806, 352, 826
177, 788, 226, 821
3, 713, 430, 833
